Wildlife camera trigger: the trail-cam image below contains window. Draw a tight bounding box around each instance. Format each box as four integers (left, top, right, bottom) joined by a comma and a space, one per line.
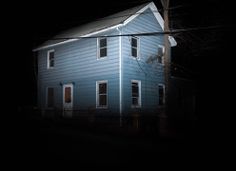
47, 50, 54, 69
96, 81, 108, 108
157, 45, 165, 64
65, 87, 71, 103
131, 36, 139, 58
98, 38, 107, 58
158, 84, 165, 106
131, 80, 141, 107
47, 87, 54, 108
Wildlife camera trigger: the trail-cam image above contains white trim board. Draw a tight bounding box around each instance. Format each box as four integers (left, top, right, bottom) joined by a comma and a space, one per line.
33, 2, 176, 51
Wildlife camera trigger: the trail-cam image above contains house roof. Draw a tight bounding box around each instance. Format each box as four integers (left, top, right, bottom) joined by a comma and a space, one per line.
33, 2, 177, 51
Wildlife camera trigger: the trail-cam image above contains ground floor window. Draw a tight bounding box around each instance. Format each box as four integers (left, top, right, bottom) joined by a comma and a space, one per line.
96, 80, 108, 108
131, 80, 141, 107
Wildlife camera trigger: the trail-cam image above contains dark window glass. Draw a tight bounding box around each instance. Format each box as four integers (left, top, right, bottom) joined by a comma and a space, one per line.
49, 51, 54, 67
100, 38, 107, 47
99, 83, 107, 94
98, 82, 107, 107
132, 48, 137, 57
99, 95, 107, 106
132, 82, 139, 106
131, 37, 137, 47
65, 87, 71, 103
99, 38, 107, 58
131, 37, 138, 57
100, 48, 107, 57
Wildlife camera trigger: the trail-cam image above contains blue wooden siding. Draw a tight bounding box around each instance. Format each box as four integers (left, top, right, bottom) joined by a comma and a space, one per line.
121, 8, 166, 115
37, 30, 120, 114
37, 7, 169, 116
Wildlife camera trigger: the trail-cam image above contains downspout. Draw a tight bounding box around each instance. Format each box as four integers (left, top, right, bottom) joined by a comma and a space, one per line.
117, 27, 122, 126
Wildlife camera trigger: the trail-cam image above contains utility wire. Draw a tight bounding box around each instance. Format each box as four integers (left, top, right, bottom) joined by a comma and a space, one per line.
39, 25, 223, 40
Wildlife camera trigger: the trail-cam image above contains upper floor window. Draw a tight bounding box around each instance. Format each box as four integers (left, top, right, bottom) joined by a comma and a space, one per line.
157, 45, 165, 64
131, 36, 139, 58
47, 49, 54, 69
158, 84, 165, 106
131, 80, 141, 107
98, 38, 107, 58
96, 80, 108, 108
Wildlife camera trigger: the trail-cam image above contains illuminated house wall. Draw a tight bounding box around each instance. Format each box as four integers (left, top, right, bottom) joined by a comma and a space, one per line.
37, 30, 120, 114
34, 2, 176, 117
121, 8, 165, 115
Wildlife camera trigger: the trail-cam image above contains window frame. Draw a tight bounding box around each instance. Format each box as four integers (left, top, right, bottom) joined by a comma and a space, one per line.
96, 80, 108, 108
47, 49, 55, 69
131, 36, 140, 59
97, 37, 107, 59
158, 84, 165, 106
131, 80, 141, 108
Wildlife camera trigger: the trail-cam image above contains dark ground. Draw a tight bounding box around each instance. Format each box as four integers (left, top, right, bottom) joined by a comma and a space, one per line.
7, 109, 225, 168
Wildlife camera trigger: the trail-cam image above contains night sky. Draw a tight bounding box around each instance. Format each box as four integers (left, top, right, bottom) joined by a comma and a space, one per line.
13, 0, 234, 109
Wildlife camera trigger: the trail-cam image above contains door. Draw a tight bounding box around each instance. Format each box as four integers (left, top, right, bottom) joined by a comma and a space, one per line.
63, 83, 73, 117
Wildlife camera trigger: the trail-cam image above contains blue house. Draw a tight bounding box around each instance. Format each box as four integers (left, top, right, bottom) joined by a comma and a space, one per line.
33, 2, 177, 125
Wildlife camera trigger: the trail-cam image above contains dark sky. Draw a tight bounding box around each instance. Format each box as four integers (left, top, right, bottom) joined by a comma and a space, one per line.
12, 0, 234, 106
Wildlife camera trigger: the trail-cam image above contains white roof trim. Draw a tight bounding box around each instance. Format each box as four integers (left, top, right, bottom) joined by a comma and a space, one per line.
123, 2, 176, 47
33, 2, 177, 51
33, 24, 123, 51
33, 39, 78, 51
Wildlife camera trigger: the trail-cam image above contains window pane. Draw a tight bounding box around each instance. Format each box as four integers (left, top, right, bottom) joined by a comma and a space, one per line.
132, 82, 139, 106
132, 48, 137, 57
99, 83, 107, 94
100, 38, 107, 47
99, 95, 107, 106
132, 97, 138, 106
100, 48, 107, 57
65, 87, 71, 103
49, 51, 54, 67
132, 82, 138, 91
49, 51, 54, 58
50, 58, 54, 67
131, 37, 137, 47
47, 88, 54, 107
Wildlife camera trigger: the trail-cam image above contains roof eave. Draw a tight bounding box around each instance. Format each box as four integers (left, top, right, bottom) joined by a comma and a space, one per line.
33, 23, 123, 51
33, 2, 177, 51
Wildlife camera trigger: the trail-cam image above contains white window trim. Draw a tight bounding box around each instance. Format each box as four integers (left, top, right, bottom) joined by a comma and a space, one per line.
97, 37, 108, 59
46, 87, 54, 108
47, 49, 55, 69
158, 45, 165, 65
131, 80, 141, 108
96, 80, 108, 109
131, 36, 140, 60
158, 84, 165, 105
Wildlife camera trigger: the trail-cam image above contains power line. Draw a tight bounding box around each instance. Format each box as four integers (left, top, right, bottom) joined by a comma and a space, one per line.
37, 25, 224, 40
